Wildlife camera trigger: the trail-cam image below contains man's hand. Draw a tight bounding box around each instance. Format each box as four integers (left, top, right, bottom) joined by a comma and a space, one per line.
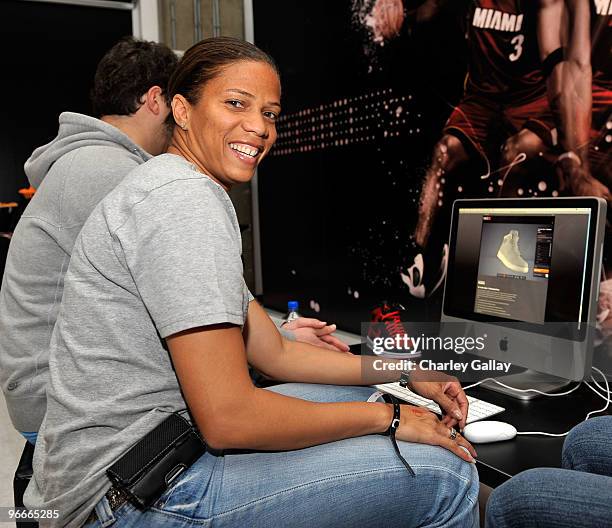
408, 367, 469, 430
557, 157, 612, 202
597, 278, 612, 325
282, 317, 351, 353
367, 0, 405, 42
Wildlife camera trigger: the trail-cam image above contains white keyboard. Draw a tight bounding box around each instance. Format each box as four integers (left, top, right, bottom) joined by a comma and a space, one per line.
373, 382, 505, 424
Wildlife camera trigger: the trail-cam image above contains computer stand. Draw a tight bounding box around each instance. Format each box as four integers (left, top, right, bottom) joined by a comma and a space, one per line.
481, 369, 572, 401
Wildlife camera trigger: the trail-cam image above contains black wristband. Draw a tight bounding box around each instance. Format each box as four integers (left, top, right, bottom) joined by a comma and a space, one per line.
542, 47, 565, 78
383, 401, 401, 436
383, 398, 415, 476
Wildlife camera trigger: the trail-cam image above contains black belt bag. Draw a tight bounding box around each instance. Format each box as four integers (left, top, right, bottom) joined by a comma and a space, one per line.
106, 412, 206, 509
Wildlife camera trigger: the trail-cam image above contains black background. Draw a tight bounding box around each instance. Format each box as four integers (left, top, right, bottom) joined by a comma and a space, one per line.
0, 0, 132, 205
254, 0, 470, 331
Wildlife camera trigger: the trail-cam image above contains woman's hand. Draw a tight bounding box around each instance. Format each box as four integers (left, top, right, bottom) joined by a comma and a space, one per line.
282, 317, 351, 353
396, 406, 477, 463
407, 367, 469, 430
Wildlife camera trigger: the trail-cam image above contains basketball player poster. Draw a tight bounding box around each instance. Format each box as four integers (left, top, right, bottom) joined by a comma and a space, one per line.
253, 0, 611, 333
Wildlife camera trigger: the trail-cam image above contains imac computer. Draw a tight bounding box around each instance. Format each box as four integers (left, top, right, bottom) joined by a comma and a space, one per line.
441, 197, 607, 400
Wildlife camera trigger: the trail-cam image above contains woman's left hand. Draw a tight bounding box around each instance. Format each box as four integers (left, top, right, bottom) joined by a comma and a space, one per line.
407, 367, 469, 430
282, 317, 351, 353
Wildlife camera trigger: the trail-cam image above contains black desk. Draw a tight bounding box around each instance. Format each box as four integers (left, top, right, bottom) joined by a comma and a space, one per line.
348, 343, 611, 488
466, 383, 610, 487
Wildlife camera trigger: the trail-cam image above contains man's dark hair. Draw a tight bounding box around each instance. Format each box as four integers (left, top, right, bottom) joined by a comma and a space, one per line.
91, 37, 178, 117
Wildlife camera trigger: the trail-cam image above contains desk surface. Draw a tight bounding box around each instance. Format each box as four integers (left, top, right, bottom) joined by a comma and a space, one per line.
348, 343, 611, 488
466, 383, 610, 487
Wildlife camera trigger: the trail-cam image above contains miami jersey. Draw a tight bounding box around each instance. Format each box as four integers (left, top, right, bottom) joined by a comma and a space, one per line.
465, 0, 544, 103
592, 0, 612, 88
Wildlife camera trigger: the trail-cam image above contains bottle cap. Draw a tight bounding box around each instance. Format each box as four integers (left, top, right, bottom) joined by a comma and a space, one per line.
288, 300, 299, 311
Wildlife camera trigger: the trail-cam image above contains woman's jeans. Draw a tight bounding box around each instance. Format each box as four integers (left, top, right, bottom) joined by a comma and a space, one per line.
86, 384, 479, 528
485, 416, 612, 527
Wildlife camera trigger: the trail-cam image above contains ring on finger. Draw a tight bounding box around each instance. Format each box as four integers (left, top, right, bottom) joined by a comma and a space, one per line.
449, 428, 457, 441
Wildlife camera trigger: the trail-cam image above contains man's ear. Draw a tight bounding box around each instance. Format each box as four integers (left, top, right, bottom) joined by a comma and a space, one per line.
143, 85, 164, 115
171, 94, 190, 130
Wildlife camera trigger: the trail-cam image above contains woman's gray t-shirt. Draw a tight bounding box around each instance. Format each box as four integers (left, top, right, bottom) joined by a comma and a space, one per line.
24, 153, 253, 527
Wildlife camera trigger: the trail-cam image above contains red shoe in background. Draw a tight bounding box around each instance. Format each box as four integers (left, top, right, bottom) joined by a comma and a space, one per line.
367, 302, 418, 358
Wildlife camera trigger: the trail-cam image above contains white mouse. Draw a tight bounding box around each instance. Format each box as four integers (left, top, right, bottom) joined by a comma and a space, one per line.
462, 421, 517, 444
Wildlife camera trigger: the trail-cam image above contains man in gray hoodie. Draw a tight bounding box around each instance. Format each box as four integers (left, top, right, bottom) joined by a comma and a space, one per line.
0, 37, 350, 444
0, 37, 178, 440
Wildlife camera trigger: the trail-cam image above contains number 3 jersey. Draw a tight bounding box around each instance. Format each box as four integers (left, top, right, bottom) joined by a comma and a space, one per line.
464, 0, 544, 104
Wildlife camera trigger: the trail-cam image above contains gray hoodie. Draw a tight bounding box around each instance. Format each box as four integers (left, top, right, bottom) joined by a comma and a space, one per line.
0, 112, 151, 432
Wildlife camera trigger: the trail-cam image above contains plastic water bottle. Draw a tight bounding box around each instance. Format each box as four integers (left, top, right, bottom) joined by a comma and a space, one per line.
284, 301, 301, 324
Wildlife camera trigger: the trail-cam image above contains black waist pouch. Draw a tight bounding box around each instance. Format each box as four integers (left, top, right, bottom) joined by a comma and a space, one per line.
106, 412, 206, 509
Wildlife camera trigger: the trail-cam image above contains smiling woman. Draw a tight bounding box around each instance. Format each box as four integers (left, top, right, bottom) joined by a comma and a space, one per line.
166, 38, 281, 188
24, 37, 479, 528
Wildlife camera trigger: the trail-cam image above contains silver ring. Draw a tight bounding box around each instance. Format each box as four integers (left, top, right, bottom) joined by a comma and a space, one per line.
449, 428, 457, 441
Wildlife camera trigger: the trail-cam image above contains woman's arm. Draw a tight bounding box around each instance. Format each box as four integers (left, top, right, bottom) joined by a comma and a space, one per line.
167, 323, 392, 451
246, 301, 469, 428
166, 323, 475, 461
242, 301, 398, 385
281, 317, 351, 352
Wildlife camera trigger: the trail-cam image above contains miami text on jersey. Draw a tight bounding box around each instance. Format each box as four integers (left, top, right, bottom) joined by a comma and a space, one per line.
594, 0, 612, 16
473, 8, 524, 32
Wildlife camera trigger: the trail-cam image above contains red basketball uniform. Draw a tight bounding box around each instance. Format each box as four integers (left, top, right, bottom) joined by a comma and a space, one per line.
464, 0, 544, 104
444, 0, 555, 157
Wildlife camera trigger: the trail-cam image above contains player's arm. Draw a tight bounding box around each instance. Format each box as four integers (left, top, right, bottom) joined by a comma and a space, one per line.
368, 0, 459, 42
415, 0, 465, 23
538, 0, 592, 163
538, 0, 609, 199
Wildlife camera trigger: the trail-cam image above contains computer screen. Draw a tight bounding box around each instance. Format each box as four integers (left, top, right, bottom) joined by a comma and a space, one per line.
441, 198, 606, 384
444, 200, 603, 334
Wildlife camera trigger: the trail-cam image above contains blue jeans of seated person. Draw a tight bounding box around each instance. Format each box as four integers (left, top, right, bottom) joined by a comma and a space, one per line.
20, 431, 38, 445
485, 416, 612, 528
85, 384, 479, 528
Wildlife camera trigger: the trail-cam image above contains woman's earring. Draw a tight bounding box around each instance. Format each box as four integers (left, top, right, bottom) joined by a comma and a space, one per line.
180, 123, 188, 131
